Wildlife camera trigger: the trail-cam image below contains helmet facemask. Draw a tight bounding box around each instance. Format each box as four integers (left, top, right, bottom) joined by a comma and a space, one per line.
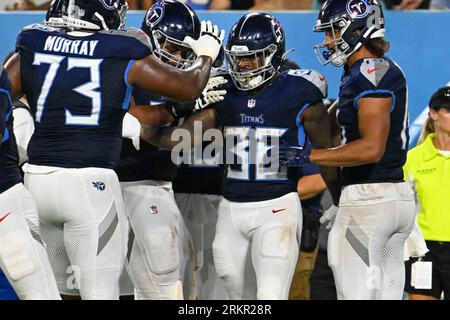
153, 30, 197, 70
313, 17, 356, 67
313, 1, 386, 68
64, 0, 128, 31
226, 43, 278, 91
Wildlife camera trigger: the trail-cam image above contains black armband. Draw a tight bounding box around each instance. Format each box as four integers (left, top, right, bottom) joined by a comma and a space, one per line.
165, 100, 195, 121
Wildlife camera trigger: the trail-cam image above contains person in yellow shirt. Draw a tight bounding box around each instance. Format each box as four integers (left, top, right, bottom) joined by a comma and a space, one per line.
403, 86, 450, 300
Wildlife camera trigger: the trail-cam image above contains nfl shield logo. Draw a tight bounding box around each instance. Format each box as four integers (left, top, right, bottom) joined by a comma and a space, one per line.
150, 205, 158, 214
247, 98, 256, 109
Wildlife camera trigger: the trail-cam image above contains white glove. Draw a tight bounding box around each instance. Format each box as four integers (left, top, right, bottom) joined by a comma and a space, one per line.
319, 205, 339, 230
184, 20, 225, 63
404, 219, 429, 260
194, 76, 228, 111
122, 112, 141, 151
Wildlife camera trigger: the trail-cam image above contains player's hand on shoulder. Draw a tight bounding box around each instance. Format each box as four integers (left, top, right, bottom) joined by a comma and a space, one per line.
184, 20, 225, 63
195, 76, 228, 111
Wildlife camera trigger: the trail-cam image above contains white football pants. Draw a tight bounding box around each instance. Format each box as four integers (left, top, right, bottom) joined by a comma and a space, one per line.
24, 166, 127, 300
213, 192, 302, 300
121, 180, 195, 300
0, 183, 60, 300
175, 193, 228, 300
328, 182, 415, 300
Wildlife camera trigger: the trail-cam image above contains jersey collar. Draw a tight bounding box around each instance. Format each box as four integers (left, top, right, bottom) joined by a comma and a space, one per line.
423, 133, 442, 162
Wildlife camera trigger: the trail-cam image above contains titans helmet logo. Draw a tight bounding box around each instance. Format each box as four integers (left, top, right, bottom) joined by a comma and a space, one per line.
346, 0, 370, 19
145, 1, 165, 27
100, 0, 119, 10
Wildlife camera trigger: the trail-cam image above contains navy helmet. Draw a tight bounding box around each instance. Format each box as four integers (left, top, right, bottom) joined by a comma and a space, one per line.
64, 0, 128, 31
313, 0, 385, 67
44, 0, 68, 28
225, 13, 286, 91
141, 0, 200, 70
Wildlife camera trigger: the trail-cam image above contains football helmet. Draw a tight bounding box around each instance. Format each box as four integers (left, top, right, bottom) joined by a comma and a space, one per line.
44, 0, 68, 28
64, 0, 128, 31
313, 0, 385, 67
225, 12, 286, 91
141, 0, 201, 70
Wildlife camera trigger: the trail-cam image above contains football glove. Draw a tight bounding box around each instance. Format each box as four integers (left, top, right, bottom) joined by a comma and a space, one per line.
319, 205, 338, 231
184, 20, 225, 63
270, 145, 310, 167
122, 112, 141, 150
165, 100, 196, 121
194, 76, 228, 111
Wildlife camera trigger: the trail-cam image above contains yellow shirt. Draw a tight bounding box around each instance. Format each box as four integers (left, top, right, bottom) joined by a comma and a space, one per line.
403, 133, 450, 241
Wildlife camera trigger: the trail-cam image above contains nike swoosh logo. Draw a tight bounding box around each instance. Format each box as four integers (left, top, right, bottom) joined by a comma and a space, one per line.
272, 209, 287, 214
0, 212, 11, 222
367, 67, 381, 74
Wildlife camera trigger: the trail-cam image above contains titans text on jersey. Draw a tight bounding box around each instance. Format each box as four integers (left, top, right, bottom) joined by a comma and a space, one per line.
214, 69, 327, 202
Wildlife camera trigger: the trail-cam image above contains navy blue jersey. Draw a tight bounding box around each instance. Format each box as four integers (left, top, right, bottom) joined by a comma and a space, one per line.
172, 139, 224, 195
0, 93, 21, 194
116, 89, 176, 182
337, 57, 409, 186
215, 69, 327, 202
16, 24, 153, 169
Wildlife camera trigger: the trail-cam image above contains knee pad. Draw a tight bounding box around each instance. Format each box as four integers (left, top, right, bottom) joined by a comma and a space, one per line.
257, 279, 283, 300
0, 231, 36, 281
212, 234, 234, 279
144, 226, 180, 277
260, 224, 295, 260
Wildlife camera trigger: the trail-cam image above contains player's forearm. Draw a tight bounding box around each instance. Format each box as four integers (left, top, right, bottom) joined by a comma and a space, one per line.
318, 166, 342, 206
180, 57, 213, 101
297, 174, 327, 200
141, 125, 179, 150
310, 138, 385, 167
130, 104, 174, 126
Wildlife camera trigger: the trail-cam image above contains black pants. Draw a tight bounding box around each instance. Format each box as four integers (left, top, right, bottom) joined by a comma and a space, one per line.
405, 241, 450, 299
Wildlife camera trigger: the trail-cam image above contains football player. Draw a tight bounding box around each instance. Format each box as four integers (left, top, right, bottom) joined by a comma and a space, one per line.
116, 0, 210, 300
142, 12, 341, 300
1, 0, 223, 299
312, 0, 415, 299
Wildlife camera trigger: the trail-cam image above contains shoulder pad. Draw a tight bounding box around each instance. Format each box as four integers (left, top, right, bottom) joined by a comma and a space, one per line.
287, 69, 327, 98
359, 58, 390, 87
99, 27, 155, 53
21, 23, 59, 33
